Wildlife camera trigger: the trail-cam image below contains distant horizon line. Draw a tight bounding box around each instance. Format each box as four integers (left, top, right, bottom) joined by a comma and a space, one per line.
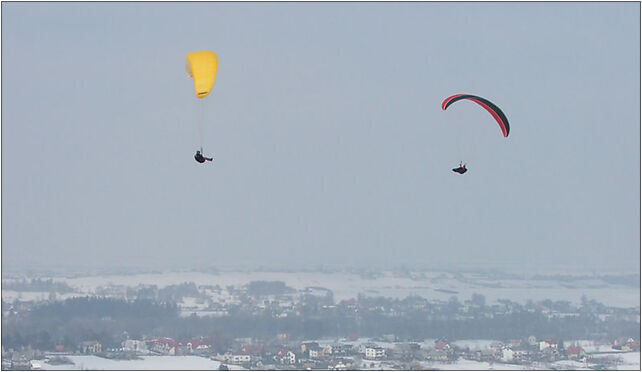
2, 262, 639, 278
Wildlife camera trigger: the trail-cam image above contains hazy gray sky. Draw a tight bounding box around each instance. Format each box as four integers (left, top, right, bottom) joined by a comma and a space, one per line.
2, 2, 639, 273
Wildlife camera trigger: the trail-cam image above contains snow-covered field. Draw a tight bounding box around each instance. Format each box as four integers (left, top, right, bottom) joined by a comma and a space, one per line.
38, 355, 244, 370
450, 339, 499, 351
546, 351, 641, 370
1, 290, 84, 303
33, 353, 640, 371
612, 351, 642, 370
33, 351, 640, 371
420, 353, 641, 371
420, 359, 530, 370
5, 270, 636, 308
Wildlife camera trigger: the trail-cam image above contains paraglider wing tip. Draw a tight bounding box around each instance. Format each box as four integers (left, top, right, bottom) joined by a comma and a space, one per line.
442, 94, 465, 110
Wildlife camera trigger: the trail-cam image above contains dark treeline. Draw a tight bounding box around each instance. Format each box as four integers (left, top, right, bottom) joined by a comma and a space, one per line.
184, 309, 639, 342
356, 311, 637, 341
3, 278, 74, 293
529, 274, 640, 288
2, 295, 639, 352
2, 297, 178, 351
29, 297, 178, 320
128, 282, 204, 302
246, 281, 295, 296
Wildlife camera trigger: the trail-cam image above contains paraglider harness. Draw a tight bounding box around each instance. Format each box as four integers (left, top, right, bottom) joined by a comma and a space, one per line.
195, 148, 213, 163
452, 162, 467, 174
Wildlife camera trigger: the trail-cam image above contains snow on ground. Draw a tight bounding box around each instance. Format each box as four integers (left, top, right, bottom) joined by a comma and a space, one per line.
33, 353, 639, 371
38, 355, 245, 370
549, 359, 591, 370
567, 340, 620, 353
420, 359, 529, 370
300, 338, 344, 345
306, 337, 503, 354
362, 339, 398, 349
179, 310, 228, 318
30, 270, 639, 308
606, 351, 641, 370
1, 290, 83, 303
618, 352, 641, 370
178, 296, 210, 313
354, 359, 398, 370
450, 339, 499, 351
551, 351, 642, 371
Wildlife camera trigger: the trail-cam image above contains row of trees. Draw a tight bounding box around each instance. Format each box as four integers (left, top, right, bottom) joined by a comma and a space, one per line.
3, 278, 74, 293
2, 297, 179, 351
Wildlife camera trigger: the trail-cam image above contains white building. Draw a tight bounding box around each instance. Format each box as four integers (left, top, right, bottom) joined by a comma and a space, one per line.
323, 345, 333, 355
229, 354, 251, 364
285, 351, 296, 365
501, 348, 514, 362
309, 348, 320, 358
122, 340, 148, 353
275, 349, 296, 365
80, 341, 102, 354
364, 346, 386, 360
539, 340, 557, 351
149, 338, 176, 355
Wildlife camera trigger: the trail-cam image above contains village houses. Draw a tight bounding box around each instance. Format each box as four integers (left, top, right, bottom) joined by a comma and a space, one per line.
275, 349, 296, 365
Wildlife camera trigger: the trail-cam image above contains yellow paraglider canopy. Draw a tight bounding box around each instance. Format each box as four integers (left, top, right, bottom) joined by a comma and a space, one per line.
185, 51, 218, 99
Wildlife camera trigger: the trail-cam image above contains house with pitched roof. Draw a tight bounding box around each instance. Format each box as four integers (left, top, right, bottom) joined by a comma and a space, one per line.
566, 345, 586, 360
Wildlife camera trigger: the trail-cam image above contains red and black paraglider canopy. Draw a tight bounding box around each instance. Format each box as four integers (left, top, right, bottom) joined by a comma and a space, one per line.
442, 94, 510, 138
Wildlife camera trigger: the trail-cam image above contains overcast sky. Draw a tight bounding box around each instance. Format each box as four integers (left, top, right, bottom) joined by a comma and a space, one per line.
2, 2, 639, 274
